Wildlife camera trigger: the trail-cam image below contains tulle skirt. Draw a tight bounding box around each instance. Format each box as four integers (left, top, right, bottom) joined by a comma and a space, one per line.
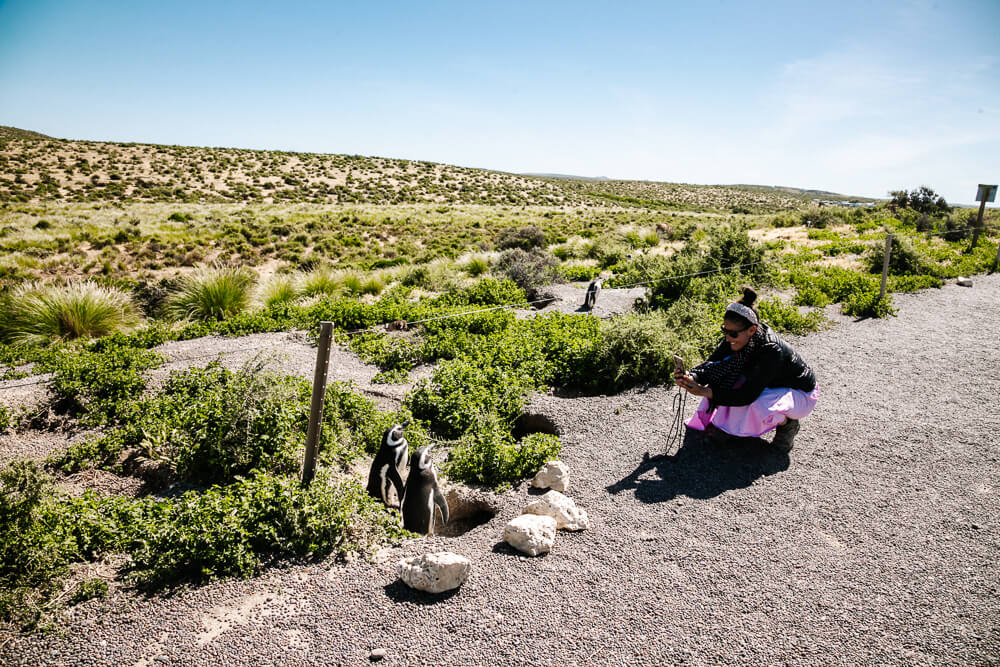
685, 386, 819, 438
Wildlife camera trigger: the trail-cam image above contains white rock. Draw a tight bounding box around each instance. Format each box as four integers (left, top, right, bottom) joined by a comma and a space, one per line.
503, 514, 557, 556
957, 276, 973, 287
531, 460, 570, 493
396, 552, 471, 593
523, 490, 591, 531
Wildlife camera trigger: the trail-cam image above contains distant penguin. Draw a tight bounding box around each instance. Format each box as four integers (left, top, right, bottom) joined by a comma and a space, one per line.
366, 421, 410, 508
584, 277, 603, 311
400, 445, 449, 536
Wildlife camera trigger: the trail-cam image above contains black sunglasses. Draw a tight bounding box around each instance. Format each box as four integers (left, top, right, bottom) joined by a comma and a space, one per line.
721, 325, 748, 338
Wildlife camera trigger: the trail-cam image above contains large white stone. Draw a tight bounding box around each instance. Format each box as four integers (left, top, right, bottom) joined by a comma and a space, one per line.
396, 552, 471, 593
531, 460, 570, 493
503, 514, 557, 556
523, 490, 591, 531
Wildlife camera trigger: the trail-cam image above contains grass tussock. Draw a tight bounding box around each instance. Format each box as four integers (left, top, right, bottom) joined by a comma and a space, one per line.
0, 281, 141, 346
164, 265, 256, 321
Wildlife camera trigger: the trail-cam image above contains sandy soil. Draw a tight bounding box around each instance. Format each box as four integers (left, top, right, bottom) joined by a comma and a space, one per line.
1, 276, 998, 665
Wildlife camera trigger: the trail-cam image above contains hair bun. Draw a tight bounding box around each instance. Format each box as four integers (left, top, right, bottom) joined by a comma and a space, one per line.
739, 286, 758, 307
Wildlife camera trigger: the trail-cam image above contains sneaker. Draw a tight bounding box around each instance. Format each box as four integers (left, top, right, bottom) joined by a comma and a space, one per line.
771, 418, 800, 453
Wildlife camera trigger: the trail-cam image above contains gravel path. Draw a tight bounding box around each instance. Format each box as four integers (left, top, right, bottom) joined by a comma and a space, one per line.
2, 276, 999, 665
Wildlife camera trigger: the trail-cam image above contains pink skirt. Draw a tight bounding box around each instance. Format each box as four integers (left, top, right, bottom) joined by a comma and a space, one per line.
685, 386, 819, 438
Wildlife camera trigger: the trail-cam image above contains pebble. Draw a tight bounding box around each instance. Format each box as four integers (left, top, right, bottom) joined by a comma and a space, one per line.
370, 648, 387, 661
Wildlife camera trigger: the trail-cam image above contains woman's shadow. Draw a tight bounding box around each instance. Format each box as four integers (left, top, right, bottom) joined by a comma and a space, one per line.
606, 428, 789, 503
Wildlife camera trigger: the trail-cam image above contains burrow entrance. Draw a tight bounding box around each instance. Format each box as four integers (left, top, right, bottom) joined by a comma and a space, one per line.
437, 486, 500, 537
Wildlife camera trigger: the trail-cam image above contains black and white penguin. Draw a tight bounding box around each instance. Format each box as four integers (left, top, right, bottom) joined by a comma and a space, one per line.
584, 277, 603, 311
400, 445, 450, 536
366, 421, 409, 508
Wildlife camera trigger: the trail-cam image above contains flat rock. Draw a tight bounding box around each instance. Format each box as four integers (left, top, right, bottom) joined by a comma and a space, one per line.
396, 552, 471, 594
523, 490, 591, 531
531, 460, 570, 493
503, 514, 557, 556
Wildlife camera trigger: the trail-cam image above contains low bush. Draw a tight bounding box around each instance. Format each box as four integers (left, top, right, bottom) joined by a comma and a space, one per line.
865, 236, 934, 276
0, 460, 408, 628
757, 298, 828, 335
45, 342, 163, 425
127, 471, 409, 588
163, 265, 256, 321
558, 262, 601, 282
136, 361, 306, 485
496, 249, 561, 299
842, 289, 897, 318
496, 225, 546, 251
445, 412, 560, 490
0, 282, 142, 346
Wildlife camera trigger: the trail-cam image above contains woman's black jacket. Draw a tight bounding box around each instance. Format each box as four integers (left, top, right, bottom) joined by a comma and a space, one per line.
696, 322, 816, 407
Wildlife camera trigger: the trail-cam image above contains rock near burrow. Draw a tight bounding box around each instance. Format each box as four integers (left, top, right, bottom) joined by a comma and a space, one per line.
396, 552, 471, 593
523, 490, 591, 531
503, 514, 557, 556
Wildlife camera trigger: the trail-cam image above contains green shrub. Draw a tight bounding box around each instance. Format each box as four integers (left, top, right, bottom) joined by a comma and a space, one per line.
496, 225, 546, 251
127, 471, 408, 587
496, 249, 561, 299
865, 236, 934, 276
445, 412, 560, 490
0, 282, 142, 346
757, 298, 828, 335
590, 310, 695, 390
46, 343, 163, 425
793, 285, 832, 307
164, 265, 256, 321
137, 361, 306, 485
0, 405, 9, 433
701, 224, 770, 283
842, 289, 897, 318
559, 262, 601, 282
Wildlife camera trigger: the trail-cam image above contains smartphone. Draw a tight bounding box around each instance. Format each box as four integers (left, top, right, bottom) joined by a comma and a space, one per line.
673, 354, 685, 375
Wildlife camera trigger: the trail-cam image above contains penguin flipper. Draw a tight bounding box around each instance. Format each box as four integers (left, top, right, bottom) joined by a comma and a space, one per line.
388, 466, 405, 507
433, 488, 450, 525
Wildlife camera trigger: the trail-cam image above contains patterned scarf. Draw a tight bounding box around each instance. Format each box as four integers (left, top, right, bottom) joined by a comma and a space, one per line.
691, 328, 765, 391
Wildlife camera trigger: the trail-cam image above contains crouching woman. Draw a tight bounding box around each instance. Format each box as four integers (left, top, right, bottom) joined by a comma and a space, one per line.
674, 287, 817, 452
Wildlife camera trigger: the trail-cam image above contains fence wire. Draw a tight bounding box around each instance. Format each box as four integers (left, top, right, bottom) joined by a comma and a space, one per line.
1, 224, 996, 395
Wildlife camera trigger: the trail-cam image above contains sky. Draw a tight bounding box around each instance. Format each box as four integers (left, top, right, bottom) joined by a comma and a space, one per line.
1, 0, 997, 205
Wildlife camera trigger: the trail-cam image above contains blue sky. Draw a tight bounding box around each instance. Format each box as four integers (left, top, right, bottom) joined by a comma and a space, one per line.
1, 0, 997, 205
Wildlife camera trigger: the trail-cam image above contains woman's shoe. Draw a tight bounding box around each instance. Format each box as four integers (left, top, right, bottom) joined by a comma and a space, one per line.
771, 418, 800, 453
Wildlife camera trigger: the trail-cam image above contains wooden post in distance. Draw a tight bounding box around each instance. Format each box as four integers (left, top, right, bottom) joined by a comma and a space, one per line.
879, 233, 892, 300
301, 321, 333, 487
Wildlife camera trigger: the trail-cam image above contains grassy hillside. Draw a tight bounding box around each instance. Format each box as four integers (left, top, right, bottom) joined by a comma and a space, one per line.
0, 126, 861, 212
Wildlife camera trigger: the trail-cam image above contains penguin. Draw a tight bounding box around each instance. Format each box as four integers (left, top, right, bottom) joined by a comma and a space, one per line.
584, 277, 603, 311
400, 445, 450, 536
366, 421, 410, 508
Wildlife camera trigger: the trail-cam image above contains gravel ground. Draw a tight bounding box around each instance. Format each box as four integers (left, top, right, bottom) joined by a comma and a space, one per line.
2, 276, 999, 665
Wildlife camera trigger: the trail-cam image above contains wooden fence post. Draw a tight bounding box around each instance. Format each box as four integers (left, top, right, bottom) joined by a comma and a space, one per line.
301, 321, 334, 487
879, 233, 892, 300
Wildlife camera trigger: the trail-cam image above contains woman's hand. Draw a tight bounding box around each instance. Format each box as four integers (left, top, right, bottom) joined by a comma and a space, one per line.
674, 372, 713, 398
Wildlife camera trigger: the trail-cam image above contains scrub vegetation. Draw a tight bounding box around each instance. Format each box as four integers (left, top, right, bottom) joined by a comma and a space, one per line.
1, 127, 997, 632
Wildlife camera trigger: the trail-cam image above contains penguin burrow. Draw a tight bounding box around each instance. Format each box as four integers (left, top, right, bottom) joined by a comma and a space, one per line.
366, 421, 409, 508
401, 445, 450, 536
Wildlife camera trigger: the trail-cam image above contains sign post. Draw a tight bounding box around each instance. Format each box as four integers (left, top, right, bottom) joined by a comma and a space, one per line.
971, 184, 997, 249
